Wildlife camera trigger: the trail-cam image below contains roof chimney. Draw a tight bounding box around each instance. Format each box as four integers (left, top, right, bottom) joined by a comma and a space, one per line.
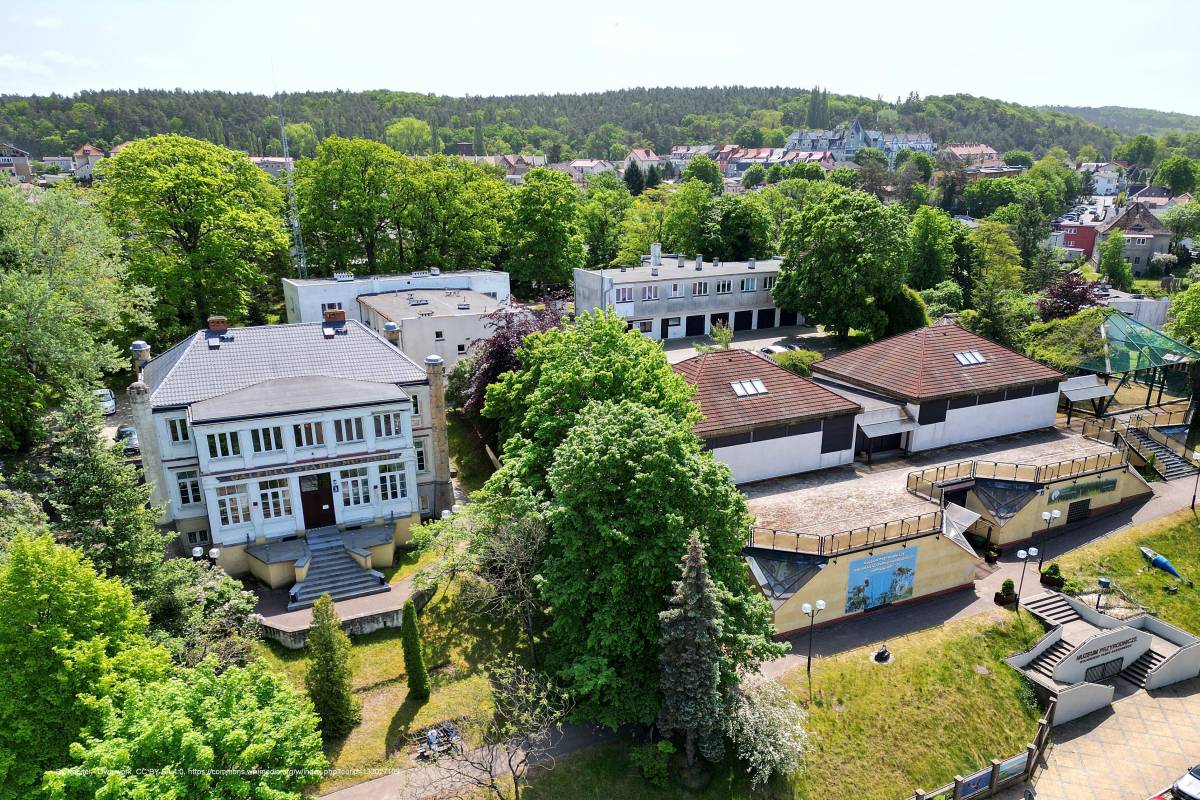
130, 340, 151, 372
650, 242, 662, 267
382, 321, 400, 346
323, 308, 347, 323
695, 254, 703, 271
207, 316, 228, 333
748, 258, 756, 270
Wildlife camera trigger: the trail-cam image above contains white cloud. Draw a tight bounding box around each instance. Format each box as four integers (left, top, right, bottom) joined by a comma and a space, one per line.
32, 15, 63, 29
0, 54, 51, 76
42, 50, 98, 69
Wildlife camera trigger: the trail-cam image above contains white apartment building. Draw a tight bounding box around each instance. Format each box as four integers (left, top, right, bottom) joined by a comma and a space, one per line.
128, 312, 452, 603
357, 288, 504, 368
573, 245, 795, 341
282, 268, 511, 324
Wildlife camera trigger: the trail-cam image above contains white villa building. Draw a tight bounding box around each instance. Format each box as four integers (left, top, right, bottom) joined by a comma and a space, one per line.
128, 311, 452, 609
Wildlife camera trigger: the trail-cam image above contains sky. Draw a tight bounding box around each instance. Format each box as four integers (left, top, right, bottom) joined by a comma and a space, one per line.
4, 0, 1199, 116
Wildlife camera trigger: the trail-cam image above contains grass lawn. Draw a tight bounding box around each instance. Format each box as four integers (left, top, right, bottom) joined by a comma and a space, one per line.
527, 614, 1043, 800
448, 410, 496, 495
1055, 510, 1200, 633
254, 581, 521, 793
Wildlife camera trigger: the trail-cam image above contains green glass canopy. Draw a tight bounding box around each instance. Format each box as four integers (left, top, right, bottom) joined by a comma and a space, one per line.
1079, 310, 1200, 374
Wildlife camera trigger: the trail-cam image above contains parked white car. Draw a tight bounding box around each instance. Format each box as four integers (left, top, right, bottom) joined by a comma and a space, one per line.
94, 388, 117, 416
1175, 764, 1200, 800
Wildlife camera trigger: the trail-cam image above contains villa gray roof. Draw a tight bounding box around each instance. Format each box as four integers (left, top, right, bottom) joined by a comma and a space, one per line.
188, 376, 410, 424
141, 321, 427, 410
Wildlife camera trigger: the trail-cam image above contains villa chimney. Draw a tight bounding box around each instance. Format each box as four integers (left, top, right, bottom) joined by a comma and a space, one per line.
695, 253, 703, 271
323, 308, 347, 323
650, 242, 662, 267
382, 321, 400, 346
206, 315, 228, 333
424, 355, 454, 518
130, 340, 151, 372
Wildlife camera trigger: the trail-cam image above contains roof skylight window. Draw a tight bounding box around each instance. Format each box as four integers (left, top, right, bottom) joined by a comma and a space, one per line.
731, 378, 767, 396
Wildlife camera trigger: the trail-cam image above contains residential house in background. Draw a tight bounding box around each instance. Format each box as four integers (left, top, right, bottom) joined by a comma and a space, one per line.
573, 244, 793, 341
1128, 185, 1174, 209
623, 148, 664, 175
668, 144, 719, 172
564, 158, 615, 184
962, 164, 1027, 181
785, 119, 934, 164
356, 288, 504, 368
41, 155, 75, 173
0, 143, 32, 181
673, 349, 861, 483
128, 312, 453, 608
1093, 202, 1171, 276
1056, 220, 1100, 260
940, 143, 999, 165
72, 143, 105, 179
1079, 162, 1122, 196
249, 155, 294, 178
464, 154, 546, 183
282, 268, 511, 324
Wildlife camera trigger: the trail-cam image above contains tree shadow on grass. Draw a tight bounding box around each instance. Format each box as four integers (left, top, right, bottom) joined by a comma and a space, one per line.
385, 694, 429, 757
421, 582, 526, 678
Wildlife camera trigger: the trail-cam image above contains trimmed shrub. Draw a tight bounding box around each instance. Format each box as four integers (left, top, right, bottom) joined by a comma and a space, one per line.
401, 600, 431, 700
770, 349, 822, 377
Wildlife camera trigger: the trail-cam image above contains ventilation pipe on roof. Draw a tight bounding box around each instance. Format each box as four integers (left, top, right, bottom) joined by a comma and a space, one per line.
650, 242, 662, 267
382, 321, 400, 347
695, 254, 703, 271
748, 258, 756, 270
130, 340, 151, 373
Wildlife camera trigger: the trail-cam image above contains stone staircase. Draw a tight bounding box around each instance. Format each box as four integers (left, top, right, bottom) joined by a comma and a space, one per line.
1123, 428, 1199, 480
1026, 639, 1075, 682
1120, 648, 1166, 688
1023, 592, 1082, 627
287, 526, 389, 611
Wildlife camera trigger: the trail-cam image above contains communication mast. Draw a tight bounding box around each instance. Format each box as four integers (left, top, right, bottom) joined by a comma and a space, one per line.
277, 96, 308, 279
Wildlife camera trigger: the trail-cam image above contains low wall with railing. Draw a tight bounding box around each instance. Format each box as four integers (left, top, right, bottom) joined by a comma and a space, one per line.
1082, 409, 1195, 477
748, 509, 942, 557
906, 451, 1128, 502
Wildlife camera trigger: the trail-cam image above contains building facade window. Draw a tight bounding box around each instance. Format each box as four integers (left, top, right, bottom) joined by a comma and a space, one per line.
411, 394, 421, 419
216, 484, 250, 526
636, 320, 653, 333
251, 426, 284, 453
186, 529, 209, 545
320, 302, 343, 313
379, 462, 407, 500
457, 343, 467, 354
670, 283, 682, 298
615, 287, 634, 303
740, 277, 757, 292
293, 421, 324, 448
715, 279, 732, 294
340, 467, 370, 507
434, 330, 445, 341
763, 275, 776, 290
176, 469, 202, 506
692, 281, 709, 297
259, 478, 292, 519
334, 417, 364, 443
641, 285, 660, 301
168, 418, 190, 444
207, 431, 241, 459
415, 440, 427, 472
374, 412, 403, 438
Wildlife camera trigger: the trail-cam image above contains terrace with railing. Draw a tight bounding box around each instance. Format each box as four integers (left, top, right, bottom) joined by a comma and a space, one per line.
748, 508, 944, 558
1083, 408, 1197, 478
905, 451, 1128, 503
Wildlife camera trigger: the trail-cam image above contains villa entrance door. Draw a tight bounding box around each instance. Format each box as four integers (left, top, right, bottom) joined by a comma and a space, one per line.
300, 473, 336, 529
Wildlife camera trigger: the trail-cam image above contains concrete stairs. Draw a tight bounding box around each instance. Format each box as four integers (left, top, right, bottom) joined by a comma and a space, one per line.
1026, 639, 1075, 681
1120, 648, 1166, 688
1123, 429, 1198, 480
1023, 593, 1082, 627
287, 526, 389, 611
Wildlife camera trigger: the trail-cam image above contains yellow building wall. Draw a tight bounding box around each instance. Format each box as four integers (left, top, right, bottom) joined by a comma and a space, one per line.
967, 466, 1152, 548
368, 541, 395, 568
771, 534, 979, 637
246, 554, 296, 589
393, 512, 422, 545
216, 544, 250, 576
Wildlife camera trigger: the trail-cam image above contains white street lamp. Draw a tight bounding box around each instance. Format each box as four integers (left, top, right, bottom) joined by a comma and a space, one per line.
1038, 509, 1061, 570
1016, 547, 1039, 612
801, 599, 826, 699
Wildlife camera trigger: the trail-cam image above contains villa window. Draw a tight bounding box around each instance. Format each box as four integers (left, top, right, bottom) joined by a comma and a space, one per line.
374, 412, 403, 439
207, 431, 241, 459
763, 275, 776, 290
411, 394, 421, 419
320, 302, 343, 313
216, 484, 250, 526
293, 421, 324, 448
415, 440, 427, 472
176, 469, 202, 506
340, 467, 370, 507
258, 478, 292, 519
379, 462, 407, 501
168, 417, 190, 444
251, 425, 284, 453
334, 417, 364, 443
615, 287, 634, 303
641, 285, 660, 301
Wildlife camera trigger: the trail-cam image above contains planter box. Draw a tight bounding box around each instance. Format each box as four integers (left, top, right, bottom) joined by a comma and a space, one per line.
994, 592, 1018, 606
985, 552, 1000, 565
1040, 573, 1065, 589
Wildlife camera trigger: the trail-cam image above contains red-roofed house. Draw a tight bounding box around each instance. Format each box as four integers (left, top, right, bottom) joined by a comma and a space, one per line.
673, 349, 860, 482
73, 143, 105, 180
940, 143, 999, 165
812, 323, 1063, 453
622, 148, 663, 175
0, 143, 32, 181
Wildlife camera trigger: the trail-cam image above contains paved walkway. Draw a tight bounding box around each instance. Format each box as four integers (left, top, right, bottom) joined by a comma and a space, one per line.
995, 677, 1200, 800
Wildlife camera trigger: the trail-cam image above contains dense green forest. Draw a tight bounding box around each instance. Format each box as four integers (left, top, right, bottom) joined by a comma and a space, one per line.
0, 86, 1122, 162
1048, 105, 1200, 137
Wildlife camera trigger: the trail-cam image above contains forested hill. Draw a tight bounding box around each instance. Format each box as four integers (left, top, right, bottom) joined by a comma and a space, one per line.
0, 86, 1121, 161
1046, 105, 1200, 137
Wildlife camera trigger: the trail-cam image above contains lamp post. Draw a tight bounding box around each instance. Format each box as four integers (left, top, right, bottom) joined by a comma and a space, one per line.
1191, 450, 1200, 512
1016, 547, 1039, 614
801, 599, 826, 699
1096, 576, 1111, 611
1037, 509, 1061, 571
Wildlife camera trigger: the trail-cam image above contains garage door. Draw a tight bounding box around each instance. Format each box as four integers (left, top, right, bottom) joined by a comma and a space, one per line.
685, 315, 705, 336
733, 310, 753, 331
710, 312, 729, 329
779, 309, 798, 327
757, 308, 776, 329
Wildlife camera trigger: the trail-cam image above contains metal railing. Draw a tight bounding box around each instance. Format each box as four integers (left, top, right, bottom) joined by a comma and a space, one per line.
905, 451, 1128, 502
748, 509, 943, 558
1083, 409, 1195, 477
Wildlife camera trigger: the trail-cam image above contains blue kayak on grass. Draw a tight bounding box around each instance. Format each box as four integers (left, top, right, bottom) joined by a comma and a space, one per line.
1141, 546, 1183, 580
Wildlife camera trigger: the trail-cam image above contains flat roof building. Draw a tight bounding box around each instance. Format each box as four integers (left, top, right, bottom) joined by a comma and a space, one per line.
282, 269, 511, 325
357, 288, 504, 367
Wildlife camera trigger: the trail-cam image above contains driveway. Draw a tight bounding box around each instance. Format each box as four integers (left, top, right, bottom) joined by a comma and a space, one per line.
995, 676, 1200, 800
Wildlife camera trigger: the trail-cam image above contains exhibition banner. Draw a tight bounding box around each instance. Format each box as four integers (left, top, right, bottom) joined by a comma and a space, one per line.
845, 547, 917, 613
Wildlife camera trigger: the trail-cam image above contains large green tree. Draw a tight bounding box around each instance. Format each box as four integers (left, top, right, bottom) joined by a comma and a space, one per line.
713, 193, 774, 261
681, 155, 723, 195
502, 168, 583, 294
959, 221, 1034, 346
580, 183, 631, 268
614, 187, 670, 265
0, 535, 170, 798
663, 180, 719, 258
306, 595, 360, 738
98, 135, 287, 338
1154, 155, 1199, 195
541, 401, 781, 727
1099, 230, 1133, 291
45, 659, 326, 800
907, 206, 955, 290
771, 182, 910, 338
385, 116, 432, 154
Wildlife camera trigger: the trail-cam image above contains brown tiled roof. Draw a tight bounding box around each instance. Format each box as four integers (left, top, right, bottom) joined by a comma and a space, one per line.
810, 324, 1063, 403
673, 349, 860, 436
1097, 202, 1169, 235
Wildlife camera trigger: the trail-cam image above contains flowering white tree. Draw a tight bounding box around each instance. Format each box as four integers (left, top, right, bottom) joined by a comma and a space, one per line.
723, 675, 809, 786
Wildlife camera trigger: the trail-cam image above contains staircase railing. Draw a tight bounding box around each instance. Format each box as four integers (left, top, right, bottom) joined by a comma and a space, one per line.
905, 451, 1128, 501
1088, 409, 1198, 478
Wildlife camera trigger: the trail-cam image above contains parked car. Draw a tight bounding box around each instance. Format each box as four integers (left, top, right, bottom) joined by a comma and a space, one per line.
94, 388, 117, 416
759, 345, 790, 355
122, 430, 140, 457
1175, 764, 1200, 800
114, 424, 136, 442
